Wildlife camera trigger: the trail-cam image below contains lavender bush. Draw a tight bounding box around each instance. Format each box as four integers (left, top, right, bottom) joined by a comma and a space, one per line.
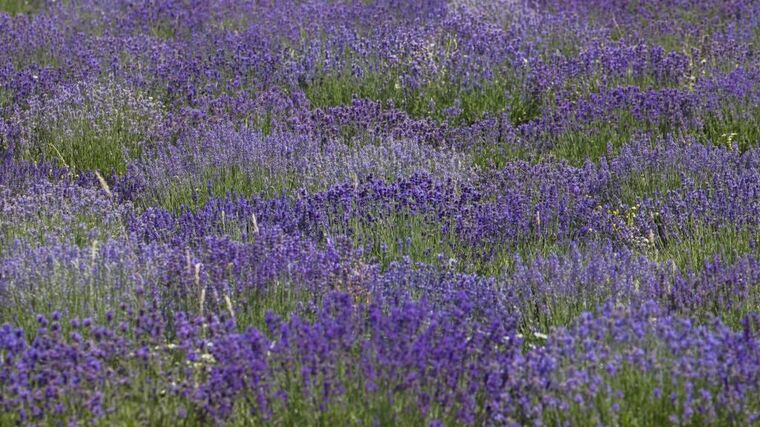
1, 0, 759, 425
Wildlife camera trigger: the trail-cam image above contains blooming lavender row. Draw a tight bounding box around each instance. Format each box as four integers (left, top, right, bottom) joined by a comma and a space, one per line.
2, 1, 759, 154
1, 296, 759, 425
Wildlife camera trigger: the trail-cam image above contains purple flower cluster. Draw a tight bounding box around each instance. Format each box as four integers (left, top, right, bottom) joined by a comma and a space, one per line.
1, 297, 759, 425
1, 0, 759, 425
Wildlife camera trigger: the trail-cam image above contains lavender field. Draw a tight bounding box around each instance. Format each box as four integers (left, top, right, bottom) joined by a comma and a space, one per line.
1, 0, 759, 425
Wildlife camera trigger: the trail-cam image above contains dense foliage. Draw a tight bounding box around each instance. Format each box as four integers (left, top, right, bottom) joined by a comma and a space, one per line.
1, 0, 759, 425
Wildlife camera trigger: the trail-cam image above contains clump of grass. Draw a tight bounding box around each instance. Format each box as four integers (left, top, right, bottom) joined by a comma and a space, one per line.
471, 141, 530, 170
150, 22, 176, 40
613, 170, 683, 207
648, 224, 758, 272
0, 0, 42, 15
544, 110, 680, 166
548, 125, 634, 166
699, 107, 760, 153
0, 87, 12, 109
35, 115, 143, 175
303, 70, 541, 127
146, 165, 299, 213
18, 81, 163, 175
